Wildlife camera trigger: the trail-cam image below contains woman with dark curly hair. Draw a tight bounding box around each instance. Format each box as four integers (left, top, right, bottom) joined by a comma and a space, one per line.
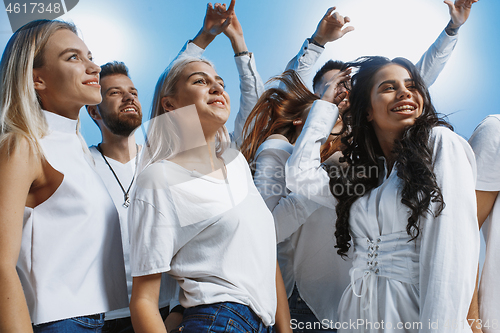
286, 56, 479, 332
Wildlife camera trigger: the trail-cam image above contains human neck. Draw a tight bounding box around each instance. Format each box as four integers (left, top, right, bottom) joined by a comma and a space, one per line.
375, 131, 399, 175
98, 133, 137, 164
169, 135, 225, 178
44, 104, 81, 120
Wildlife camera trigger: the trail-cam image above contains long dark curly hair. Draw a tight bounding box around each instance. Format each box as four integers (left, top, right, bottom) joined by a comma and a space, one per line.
329, 56, 452, 257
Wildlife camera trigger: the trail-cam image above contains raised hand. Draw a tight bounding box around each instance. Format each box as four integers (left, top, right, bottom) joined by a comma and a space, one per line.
203, 0, 236, 36
223, 11, 243, 41
444, 0, 478, 30
223, 11, 248, 54
311, 7, 355, 46
192, 0, 235, 49
320, 68, 351, 106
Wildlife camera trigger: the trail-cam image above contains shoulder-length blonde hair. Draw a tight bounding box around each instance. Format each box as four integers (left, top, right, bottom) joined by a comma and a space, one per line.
0, 19, 77, 155
140, 56, 230, 171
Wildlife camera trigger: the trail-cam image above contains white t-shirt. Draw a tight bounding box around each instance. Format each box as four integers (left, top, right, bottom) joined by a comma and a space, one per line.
469, 115, 500, 333
18, 111, 128, 325
89, 146, 174, 320
129, 149, 277, 326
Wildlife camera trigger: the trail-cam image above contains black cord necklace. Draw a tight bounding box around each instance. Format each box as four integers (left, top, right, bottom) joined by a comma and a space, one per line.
97, 143, 138, 208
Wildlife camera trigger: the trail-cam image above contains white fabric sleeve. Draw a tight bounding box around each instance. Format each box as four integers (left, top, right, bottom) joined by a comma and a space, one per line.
254, 147, 322, 243
128, 197, 175, 276
281, 39, 324, 90
468, 115, 500, 191
231, 53, 265, 149
418, 127, 479, 332
285, 99, 339, 209
128, 165, 192, 276
272, 192, 323, 243
415, 29, 458, 87
175, 40, 205, 59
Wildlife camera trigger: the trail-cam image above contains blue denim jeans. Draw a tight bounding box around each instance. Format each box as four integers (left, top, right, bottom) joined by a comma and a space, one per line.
101, 306, 169, 333
33, 314, 105, 332
289, 286, 337, 333
171, 302, 273, 333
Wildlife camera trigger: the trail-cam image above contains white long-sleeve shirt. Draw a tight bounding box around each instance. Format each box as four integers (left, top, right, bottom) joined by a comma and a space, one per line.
286, 101, 479, 332
285, 28, 458, 90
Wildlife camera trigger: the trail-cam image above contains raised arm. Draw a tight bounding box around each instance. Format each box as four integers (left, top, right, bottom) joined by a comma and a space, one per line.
223, 10, 265, 148
0, 139, 41, 333
283, 7, 354, 88
175, 0, 235, 59
285, 69, 350, 208
415, 0, 478, 87
192, 0, 235, 49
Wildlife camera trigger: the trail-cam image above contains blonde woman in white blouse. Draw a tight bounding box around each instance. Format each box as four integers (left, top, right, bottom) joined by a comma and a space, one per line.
0, 20, 127, 332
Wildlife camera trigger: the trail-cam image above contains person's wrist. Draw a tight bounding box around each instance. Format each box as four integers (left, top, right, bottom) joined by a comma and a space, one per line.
192, 28, 216, 49
309, 35, 326, 48
445, 19, 460, 36
231, 38, 248, 54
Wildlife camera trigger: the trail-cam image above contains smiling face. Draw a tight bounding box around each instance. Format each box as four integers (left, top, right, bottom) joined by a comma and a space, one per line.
367, 64, 423, 143
33, 29, 101, 119
97, 74, 142, 136
163, 61, 230, 136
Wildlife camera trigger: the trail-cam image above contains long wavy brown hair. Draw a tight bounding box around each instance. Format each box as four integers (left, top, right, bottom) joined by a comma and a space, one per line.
240, 70, 318, 165
329, 56, 451, 257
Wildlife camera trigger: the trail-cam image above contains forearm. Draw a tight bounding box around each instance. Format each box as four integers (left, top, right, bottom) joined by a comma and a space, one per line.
228, 33, 248, 54
232, 53, 264, 148
415, 26, 458, 87
285, 100, 339, 208
0, 268, 33, 332
467, 268, 483, 333
191, 28, 216, 50
130, 297, 167, 333
164, 311, 183, 333
274, 263, 292, 333
273, 193, 322, 243
282, 39, 323, 89
130, 274, 165, 333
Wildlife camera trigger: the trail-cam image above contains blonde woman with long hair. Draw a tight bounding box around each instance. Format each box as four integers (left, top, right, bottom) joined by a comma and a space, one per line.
0, 20, 127, 332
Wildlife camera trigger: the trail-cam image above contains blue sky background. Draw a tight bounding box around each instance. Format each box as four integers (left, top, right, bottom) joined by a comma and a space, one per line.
1, 0, 499, 146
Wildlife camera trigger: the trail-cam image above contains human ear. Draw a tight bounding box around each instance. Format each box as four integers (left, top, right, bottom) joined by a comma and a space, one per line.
366, 108, 373, 122
161, 96, 176, 112
33, 69, 46, 91
87, 105, 101, 120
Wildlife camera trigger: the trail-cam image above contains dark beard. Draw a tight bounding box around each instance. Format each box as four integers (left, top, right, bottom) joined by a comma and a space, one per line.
101, 111, 142, 137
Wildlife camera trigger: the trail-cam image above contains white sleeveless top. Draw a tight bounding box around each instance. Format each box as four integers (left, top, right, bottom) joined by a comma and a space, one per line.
17, 111, 128, 325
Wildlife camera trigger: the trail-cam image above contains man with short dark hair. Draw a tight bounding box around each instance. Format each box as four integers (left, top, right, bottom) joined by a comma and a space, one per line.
86, 62, 173, 332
